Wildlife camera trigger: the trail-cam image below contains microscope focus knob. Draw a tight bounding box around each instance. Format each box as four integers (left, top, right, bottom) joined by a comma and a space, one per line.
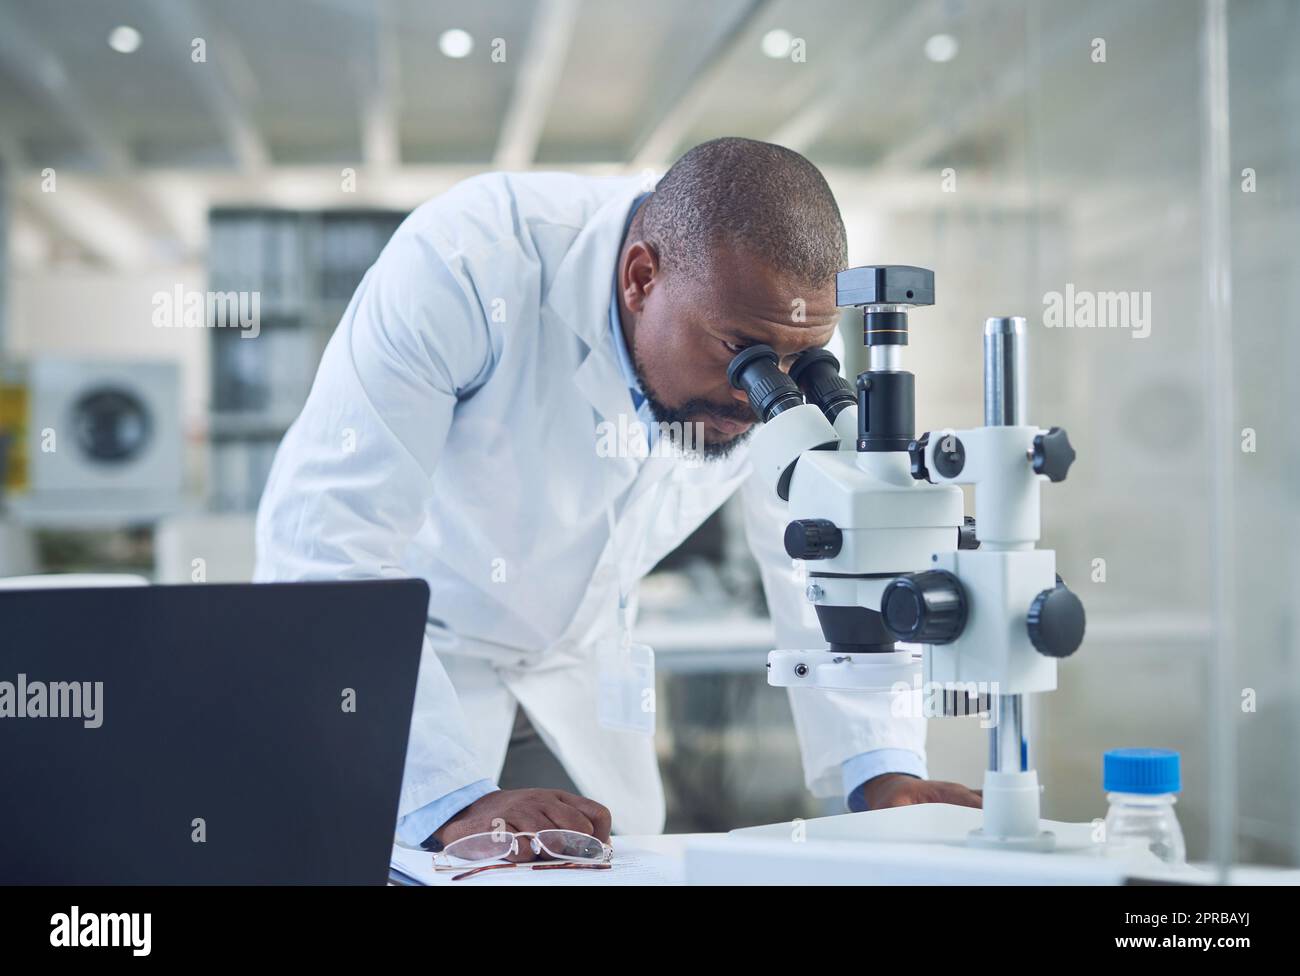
1031, 426, 1076, 482
784, 519, 843, 560
880, 570, 967, 644
1026, 585, 1086, 658
958, 515, 981, 550
908, 432, 931, 481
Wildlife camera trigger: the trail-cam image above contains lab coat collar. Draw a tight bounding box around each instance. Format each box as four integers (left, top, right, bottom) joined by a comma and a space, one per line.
545, 179, 695, 513
546, 178, 648, 436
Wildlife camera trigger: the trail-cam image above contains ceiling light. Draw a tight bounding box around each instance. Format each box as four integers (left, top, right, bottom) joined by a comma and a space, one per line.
108, 25, 142, 54
439, 29, 474, 59
924, 34, 958, 63
761, 29, 793, 59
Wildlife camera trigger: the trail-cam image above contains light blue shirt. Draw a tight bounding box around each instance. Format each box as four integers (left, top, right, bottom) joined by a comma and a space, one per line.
842, 749, 928, 812
396, 193, 925, 848
396, 778, 497, 848
609, 270, 646, 413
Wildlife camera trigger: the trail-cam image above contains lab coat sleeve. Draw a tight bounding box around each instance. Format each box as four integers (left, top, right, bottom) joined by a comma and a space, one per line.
738, 462, 928, 801
254, 225, 498, 820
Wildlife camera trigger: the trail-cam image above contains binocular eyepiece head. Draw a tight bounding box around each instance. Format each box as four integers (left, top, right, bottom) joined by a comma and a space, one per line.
789, 348, 856, 423
728, 345, 856, 424
727, 345, 801, 423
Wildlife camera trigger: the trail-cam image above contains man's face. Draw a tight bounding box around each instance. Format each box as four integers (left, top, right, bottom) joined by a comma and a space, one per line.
619, 243, 840, 459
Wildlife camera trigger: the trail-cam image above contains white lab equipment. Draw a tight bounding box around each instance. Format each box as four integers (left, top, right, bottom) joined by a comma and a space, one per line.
6, 358, 182, 527
684, 804, 1206, 885
729, 265, 1085, 851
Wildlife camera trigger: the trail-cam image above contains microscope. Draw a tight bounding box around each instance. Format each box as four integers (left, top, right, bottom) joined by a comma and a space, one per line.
728, 265, 1085, 851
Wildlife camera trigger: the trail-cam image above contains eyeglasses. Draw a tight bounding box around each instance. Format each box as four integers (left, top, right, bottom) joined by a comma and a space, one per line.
432, 830, 614, 880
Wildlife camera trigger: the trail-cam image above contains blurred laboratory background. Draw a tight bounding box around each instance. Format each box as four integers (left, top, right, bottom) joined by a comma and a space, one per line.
0, 0, 1296, 867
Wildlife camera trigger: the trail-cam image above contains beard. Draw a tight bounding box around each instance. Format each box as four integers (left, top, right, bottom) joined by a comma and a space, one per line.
632, 355, 755, 462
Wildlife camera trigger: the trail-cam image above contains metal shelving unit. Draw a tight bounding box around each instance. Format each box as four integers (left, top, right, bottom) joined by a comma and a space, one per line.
207, 207, 405, 511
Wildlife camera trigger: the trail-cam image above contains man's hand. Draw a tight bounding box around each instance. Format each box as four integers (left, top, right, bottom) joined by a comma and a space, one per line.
433, 789, 613, 861
862, 773, 982, 810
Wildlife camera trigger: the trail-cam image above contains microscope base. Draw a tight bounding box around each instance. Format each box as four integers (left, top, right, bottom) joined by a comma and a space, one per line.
967, 768, 1056, 852
967, 828, 1056, 852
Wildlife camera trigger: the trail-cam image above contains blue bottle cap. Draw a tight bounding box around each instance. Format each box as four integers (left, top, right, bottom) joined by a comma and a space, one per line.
1103, 748, 1181, 794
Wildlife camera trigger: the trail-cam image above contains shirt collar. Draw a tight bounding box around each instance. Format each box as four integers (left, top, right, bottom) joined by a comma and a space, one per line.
609, 192, 651, 410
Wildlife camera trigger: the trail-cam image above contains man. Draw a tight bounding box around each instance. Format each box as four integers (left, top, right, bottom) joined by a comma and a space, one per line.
255, 137, 980, 855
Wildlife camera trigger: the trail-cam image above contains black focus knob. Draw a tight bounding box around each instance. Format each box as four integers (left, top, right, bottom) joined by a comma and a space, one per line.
908, 432, 931, 482
933, 433, 966, 478
1031, 426, 1076, 482
784, 519, 842, 560
958, 515, 981, 550
880, 570, 967, 644
1026, 585, 1086, 658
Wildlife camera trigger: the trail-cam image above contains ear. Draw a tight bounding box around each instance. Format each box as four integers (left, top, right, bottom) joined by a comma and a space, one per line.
620, 240, 660, 315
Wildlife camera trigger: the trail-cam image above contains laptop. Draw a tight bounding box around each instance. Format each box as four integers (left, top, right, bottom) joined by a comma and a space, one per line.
0, 579, 428, 884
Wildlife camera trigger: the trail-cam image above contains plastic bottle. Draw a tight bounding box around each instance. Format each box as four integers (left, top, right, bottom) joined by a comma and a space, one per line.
1102, 748, 1186, 864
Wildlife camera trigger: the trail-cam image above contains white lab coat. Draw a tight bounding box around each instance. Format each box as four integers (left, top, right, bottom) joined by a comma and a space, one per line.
254, 171, 926, 834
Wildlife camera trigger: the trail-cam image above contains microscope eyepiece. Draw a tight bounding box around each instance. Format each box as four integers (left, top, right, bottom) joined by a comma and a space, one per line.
789, 348, 856, 423
727, 344, 803, 423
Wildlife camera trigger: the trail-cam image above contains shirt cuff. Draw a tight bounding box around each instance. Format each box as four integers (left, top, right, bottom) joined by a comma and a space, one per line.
395, 779, 498, 848
841, 749, 929, 813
